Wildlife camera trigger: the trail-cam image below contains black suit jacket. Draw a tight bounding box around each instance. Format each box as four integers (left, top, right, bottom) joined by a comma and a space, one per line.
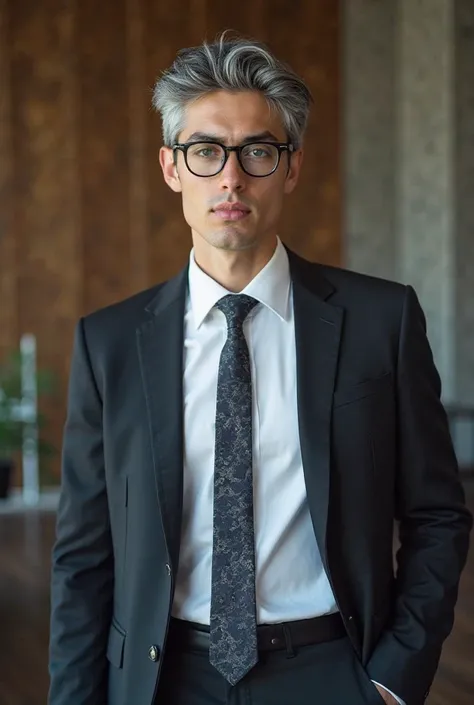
49, 249, 472, 705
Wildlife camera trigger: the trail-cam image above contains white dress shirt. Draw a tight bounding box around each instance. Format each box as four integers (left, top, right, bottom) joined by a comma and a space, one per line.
171, 237, 403, 705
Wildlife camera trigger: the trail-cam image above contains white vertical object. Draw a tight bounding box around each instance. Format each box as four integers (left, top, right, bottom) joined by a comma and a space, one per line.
20, 334, 39, 505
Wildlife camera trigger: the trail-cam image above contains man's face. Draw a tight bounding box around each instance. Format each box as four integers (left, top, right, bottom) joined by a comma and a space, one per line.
160, 90, 303, 254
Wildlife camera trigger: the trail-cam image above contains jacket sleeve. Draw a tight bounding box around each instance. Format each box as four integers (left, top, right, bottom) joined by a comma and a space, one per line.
48, 317, 113, 705
366, 285, 472, 704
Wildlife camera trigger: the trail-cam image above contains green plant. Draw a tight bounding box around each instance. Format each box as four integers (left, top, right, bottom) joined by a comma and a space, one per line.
0, 349, 58, 485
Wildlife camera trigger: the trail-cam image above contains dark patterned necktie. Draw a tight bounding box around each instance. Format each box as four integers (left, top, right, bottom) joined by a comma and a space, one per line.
209, 294, 259, 685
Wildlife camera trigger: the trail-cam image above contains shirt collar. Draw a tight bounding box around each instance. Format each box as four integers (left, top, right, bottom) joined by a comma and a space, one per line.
188, 237, 291, 330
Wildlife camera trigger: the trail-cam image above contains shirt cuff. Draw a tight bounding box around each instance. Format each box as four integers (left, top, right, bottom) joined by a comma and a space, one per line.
371, 680, 406, 705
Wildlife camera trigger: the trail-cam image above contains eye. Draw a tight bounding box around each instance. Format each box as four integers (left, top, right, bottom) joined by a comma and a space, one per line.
189, 143, 222, 159
249, 148, 270, 158
197, 147, 215, 157
242, 144, 275, 159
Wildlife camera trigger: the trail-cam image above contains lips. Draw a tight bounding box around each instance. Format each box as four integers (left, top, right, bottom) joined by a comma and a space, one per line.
213, 209, 249, 221
213, 203, 250, 214
212, 203, 251, 221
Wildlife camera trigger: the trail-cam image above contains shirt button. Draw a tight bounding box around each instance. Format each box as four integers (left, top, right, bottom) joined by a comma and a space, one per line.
165, 563, 172, 576
148, 645, 160, 662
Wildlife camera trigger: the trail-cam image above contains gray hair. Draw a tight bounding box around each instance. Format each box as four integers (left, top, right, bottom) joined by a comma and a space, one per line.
152, 32, 313, 149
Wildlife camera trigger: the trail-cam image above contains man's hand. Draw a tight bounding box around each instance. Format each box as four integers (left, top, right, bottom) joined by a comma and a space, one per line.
374, 684, 399, 705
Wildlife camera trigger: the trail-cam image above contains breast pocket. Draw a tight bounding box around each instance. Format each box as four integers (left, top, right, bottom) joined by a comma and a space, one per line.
333, 372, 393, 409
332, 371, 396, 508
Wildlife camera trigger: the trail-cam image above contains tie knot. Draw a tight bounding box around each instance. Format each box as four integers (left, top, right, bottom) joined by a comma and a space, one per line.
216, 294, 258, 329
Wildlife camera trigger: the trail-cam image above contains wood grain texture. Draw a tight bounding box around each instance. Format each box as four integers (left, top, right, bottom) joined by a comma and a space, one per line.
1, 0, 340, 483
0, 481, 472, 704
268, 0, 341, 264
127, 0, 149, 293
78, 0, 132, 312
145, 0, 196, 281
0, 0, 17, 357
8, 0, 80, 485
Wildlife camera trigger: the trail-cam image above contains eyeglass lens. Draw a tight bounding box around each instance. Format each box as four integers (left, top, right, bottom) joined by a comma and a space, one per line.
185, 142, 280, 177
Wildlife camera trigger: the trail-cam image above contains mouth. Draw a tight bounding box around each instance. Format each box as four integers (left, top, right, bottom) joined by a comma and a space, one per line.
212, 203, 251, 222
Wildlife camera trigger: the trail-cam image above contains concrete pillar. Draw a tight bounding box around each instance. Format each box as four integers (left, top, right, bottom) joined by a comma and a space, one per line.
397, 0, 456, 401
454, 0, 474, 405
342, 0, 397, 280
342, 0, 473, 404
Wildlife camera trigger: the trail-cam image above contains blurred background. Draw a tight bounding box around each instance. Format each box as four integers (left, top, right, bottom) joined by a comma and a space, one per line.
0, 0, 473, 703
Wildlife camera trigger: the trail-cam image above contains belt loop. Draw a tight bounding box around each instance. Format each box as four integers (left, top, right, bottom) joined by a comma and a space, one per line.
282, 624, 296, 659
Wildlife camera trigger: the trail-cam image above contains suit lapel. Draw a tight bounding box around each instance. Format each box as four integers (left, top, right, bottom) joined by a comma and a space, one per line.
136, 268, 187, 573
289, 251, 344, 567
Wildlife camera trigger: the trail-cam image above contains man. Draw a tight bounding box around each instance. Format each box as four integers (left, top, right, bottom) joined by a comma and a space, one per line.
49, 34, 472, 705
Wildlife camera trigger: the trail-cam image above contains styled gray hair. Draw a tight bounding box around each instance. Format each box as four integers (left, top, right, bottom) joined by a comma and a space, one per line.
152, 32, 313, 149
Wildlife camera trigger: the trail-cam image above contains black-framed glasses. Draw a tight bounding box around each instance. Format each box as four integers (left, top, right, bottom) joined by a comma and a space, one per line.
172, 141, 294, 178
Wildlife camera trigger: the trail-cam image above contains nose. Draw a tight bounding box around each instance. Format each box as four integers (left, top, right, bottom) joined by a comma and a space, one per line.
217, 150, 245, 191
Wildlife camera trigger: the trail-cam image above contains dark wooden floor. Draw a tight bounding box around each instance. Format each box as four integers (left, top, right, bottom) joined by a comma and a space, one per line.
0, 484, 473, 705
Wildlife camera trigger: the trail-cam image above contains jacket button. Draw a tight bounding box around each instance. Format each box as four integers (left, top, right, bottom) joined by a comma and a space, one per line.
165, 563, 172, 576
148, 645, 160, 662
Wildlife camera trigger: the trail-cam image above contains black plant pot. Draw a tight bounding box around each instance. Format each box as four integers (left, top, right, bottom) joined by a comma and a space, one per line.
0, 458, 14, 499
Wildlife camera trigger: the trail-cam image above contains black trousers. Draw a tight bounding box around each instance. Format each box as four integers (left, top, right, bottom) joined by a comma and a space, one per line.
154, 627, 386, 705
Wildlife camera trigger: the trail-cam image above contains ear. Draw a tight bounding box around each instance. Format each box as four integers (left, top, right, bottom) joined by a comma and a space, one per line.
159, 146, 182, 193
284, 148, 304, 195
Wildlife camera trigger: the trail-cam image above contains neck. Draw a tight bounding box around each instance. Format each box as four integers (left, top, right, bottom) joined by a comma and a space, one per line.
192, 235, 278, 292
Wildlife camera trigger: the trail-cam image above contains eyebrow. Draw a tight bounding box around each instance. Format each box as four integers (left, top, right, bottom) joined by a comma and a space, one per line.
182, 131, 283, 144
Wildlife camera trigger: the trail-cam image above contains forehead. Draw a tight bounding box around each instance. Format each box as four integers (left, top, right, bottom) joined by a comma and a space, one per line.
180, 90, 286, 142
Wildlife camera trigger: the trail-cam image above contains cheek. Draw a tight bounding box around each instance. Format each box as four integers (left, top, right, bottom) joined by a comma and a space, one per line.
255, 183, 285, 220
181, 183, 208, 226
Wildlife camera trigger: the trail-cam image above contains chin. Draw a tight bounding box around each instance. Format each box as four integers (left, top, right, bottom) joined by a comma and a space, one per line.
206, 227, 259, 251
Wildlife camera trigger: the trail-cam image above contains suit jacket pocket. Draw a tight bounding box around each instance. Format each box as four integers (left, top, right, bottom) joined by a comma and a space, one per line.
107, 619, 126, 669
333, 372, 393, 408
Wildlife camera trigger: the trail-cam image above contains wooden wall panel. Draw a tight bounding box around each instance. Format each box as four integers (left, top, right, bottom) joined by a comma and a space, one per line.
145, 0, 196, 281
9, 0, 80, 484
126, 0, 149, 293
78, 0, 132, 312
205, 0, 268, 43
0, 0, 17, 356
270, 0, 341, 264
0, 0, 340, 484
